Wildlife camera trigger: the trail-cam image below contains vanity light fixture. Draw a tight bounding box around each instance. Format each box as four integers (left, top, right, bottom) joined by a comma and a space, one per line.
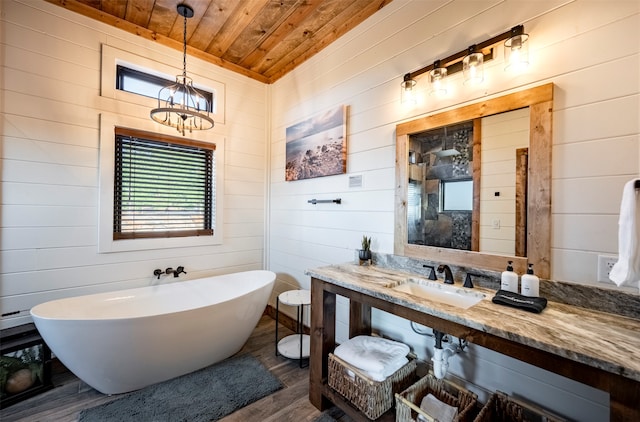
504, 25, 529, 71
429, 60, 448, 96
462, 45, 484, 85
401, 73, 417, 105
400, 24, 529, 100
150, 4, 214, 135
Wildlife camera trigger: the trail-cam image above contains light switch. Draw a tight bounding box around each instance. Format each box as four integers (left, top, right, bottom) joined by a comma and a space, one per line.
349, 175, 363, 188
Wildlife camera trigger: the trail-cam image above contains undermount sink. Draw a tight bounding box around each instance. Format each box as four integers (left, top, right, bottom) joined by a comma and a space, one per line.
390, 278, 486, 309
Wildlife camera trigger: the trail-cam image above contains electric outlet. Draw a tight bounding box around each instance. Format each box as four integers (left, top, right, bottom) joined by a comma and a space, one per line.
597, 255, 618, 283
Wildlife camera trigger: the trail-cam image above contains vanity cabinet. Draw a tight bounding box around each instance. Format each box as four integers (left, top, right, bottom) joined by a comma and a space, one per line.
308, 274, 640, 421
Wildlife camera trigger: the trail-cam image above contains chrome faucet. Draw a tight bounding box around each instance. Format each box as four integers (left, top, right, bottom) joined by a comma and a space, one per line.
437, 264, 454, 284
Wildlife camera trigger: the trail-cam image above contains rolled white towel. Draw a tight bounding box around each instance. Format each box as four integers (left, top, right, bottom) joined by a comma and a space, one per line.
347, 356, 409, 382
417, 393, 458, 422
334, 335, 410, 379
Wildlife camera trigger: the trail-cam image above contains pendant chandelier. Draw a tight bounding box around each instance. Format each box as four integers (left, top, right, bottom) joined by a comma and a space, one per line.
150, 4, 214, 135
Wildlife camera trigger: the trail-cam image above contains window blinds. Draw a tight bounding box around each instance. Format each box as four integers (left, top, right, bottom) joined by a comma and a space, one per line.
113, 128, 214, 240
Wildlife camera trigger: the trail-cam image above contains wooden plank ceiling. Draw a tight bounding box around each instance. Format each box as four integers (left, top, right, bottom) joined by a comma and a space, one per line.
45, 0, 393, 83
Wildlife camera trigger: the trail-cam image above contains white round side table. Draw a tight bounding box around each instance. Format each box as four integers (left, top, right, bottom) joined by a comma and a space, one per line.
275, 289, 311, 367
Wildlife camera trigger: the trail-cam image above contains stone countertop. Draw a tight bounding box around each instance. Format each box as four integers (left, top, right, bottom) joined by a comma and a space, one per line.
306, 263, 640, 383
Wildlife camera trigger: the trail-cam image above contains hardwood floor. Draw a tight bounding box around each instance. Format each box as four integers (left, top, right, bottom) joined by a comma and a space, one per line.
1, 316, 352, 422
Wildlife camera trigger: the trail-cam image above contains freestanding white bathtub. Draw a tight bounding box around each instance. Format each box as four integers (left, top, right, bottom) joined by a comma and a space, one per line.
30, 270, 275, 395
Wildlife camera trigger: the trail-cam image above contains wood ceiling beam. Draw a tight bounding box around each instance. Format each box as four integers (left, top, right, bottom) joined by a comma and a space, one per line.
188, 0, 236, 52
264, 0, 392, 81
44, 0, 270, 83
238, 0, 324, 69
204, 0, 271, 57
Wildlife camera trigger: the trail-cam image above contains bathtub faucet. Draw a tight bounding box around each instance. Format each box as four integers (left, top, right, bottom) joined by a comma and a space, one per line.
164, 267, 187, 278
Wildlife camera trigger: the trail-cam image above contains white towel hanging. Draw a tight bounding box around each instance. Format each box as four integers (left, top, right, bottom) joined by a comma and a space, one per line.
609, 178, 640, 287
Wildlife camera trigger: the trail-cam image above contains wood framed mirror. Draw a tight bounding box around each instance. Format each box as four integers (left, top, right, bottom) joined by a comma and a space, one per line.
395, 83, 553, 279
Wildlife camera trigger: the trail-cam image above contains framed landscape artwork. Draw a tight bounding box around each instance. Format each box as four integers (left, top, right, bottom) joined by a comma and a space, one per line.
285, 105, 347, 181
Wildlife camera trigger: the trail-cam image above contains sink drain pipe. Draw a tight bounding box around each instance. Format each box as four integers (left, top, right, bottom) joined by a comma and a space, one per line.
432, 330, 458, 379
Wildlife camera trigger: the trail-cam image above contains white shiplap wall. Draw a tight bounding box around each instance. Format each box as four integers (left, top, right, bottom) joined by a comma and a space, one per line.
269, 1, 639, 420
0, 0, 268, 328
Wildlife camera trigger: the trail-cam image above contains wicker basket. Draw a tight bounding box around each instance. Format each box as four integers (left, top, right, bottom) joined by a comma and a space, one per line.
473, 391, 567, 422
395, 373, 478, 422
328, 352, 417, 420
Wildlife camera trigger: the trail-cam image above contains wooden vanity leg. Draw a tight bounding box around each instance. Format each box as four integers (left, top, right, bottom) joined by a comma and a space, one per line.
609, 374, 640, 421
309, 278, 335, 410
349, 300, 371, 338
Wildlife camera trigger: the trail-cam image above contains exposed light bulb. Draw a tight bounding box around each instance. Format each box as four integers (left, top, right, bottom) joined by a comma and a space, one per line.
401, 75, 417, 105
429, 62, 447, 96
463, 51, 484, 85
505, 26, 529, 71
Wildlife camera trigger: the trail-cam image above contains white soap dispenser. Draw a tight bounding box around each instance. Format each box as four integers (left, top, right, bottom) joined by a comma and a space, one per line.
501, 261, 519, 293
521, 263, 540, 297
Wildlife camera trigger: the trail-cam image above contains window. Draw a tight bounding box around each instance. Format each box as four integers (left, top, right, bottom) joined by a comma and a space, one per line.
116, 65, 214, 112
441, 180, 473, 211
113, 127, 215, 240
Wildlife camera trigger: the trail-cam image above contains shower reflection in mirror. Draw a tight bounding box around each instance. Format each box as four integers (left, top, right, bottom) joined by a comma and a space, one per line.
407, 121, 475, 250
406, 109, 530, 257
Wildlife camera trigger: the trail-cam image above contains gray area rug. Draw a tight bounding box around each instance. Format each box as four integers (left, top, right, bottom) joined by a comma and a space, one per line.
78, 354, 283, 422
313, 406, 344, 422
314, 413, 337, 422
